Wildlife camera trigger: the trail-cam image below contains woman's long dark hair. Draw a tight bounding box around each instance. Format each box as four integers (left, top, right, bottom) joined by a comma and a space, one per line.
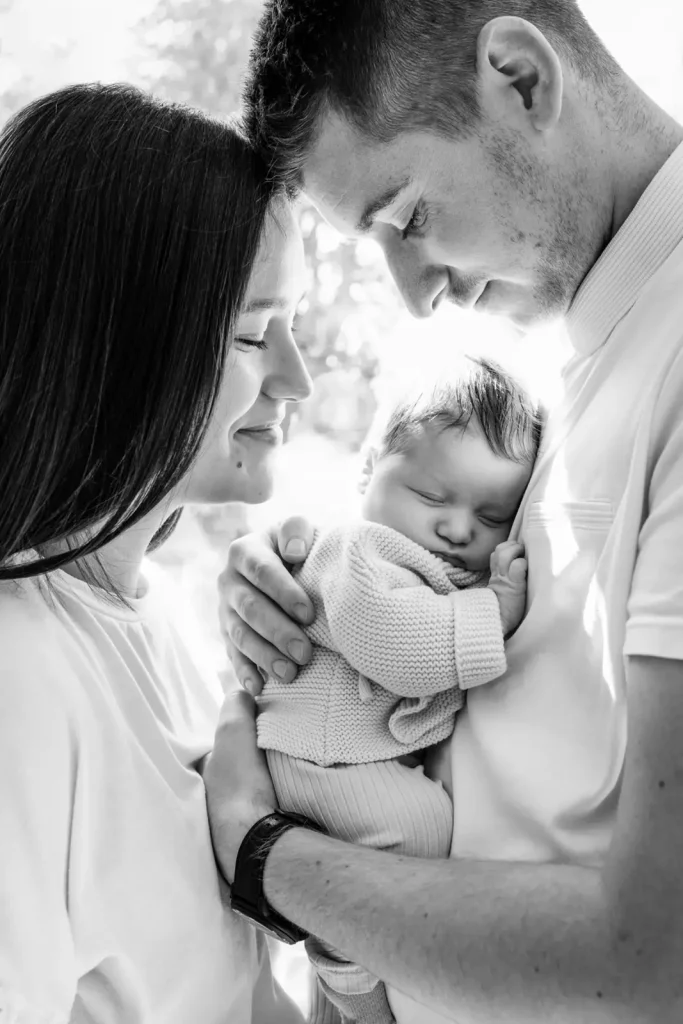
0, 83, 275, 581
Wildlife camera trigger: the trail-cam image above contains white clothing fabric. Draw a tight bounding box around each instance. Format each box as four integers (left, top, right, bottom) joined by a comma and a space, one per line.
390, 142, 683, 1023
0, 563, 282, 1024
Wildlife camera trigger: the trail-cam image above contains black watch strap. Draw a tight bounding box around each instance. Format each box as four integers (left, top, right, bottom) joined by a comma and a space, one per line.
230, 810, 327, 944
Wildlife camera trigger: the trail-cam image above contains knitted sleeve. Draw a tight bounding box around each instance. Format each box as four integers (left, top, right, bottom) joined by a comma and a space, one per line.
317, 531, 506, 695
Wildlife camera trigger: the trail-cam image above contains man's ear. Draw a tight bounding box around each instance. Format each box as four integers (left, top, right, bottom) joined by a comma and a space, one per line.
477, 16, 563, 133
357, 445, 378, 496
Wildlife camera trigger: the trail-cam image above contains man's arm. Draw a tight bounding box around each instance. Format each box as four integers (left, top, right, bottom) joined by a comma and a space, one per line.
205, 659, 683, 1023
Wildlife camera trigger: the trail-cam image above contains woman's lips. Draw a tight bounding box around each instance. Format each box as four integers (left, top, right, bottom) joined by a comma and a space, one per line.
234, 425, 283, 446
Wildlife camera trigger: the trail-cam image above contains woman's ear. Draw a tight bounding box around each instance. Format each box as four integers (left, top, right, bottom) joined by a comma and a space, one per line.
357, 445, 378, 496
477, 16, 563, 133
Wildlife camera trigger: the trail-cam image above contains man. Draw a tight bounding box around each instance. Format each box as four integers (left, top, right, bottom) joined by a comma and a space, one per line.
204, 2, 683, 1021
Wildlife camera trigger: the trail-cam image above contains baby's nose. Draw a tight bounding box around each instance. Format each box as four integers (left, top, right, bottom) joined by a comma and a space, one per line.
437, 511, 473, 545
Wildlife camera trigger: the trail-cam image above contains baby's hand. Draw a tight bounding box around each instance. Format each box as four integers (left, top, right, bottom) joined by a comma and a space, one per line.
488, 541, 528, 638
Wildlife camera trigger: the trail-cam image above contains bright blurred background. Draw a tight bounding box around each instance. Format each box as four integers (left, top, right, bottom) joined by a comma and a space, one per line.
2, 0, 682, 1013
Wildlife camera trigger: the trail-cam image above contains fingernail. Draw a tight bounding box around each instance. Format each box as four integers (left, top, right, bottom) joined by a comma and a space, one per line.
288, 640, 305, 662
273, 660, 289, 679
284, 538, 306, 558
294, 602, 310, 623
243, 678, 258, 695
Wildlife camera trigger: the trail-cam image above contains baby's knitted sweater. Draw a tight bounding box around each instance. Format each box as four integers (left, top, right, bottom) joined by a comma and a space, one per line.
257, 522, 507, 766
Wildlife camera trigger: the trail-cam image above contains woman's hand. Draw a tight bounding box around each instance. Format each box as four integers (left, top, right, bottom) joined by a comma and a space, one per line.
218, 516, 316, 695
204, 690, 277, 884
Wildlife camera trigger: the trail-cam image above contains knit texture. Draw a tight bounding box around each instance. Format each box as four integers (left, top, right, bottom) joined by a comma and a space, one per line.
267, 750, 453, 857
257, 522, 507, 766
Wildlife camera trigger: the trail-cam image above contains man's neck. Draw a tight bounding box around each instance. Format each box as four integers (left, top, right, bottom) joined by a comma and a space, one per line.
605, 82, 683, 242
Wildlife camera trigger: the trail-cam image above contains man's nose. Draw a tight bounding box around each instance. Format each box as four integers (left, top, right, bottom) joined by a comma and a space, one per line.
384, 241, 449, 319
436, 511, 473, 545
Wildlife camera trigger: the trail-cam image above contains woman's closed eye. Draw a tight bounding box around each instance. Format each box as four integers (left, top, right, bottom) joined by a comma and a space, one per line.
235, 336, 268, 351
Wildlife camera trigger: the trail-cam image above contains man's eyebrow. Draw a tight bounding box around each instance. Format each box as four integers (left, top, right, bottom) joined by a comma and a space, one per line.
356, 177, 413, 234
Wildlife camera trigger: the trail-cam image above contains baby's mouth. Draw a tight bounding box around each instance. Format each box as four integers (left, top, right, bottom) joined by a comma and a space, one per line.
432, 551, 467, 569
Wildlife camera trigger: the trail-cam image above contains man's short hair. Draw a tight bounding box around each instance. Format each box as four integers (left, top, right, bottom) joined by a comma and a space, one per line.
377, 357, 542, 466
244, 0, 617, 191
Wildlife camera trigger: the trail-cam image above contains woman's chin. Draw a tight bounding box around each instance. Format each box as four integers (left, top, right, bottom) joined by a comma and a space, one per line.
184, 468, 275, 507
238, 483, 274, 505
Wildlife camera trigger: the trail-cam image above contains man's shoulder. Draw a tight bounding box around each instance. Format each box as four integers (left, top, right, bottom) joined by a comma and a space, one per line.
632, 237, 683, 349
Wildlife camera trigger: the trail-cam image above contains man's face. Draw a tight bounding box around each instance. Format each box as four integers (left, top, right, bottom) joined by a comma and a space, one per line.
302, 111, 605, 328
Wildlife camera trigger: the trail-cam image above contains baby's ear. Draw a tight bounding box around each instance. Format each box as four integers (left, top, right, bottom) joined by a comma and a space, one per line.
357, 445, 378, 495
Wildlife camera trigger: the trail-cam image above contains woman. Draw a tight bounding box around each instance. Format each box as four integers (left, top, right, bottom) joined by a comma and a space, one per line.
0, 83, 311, 1022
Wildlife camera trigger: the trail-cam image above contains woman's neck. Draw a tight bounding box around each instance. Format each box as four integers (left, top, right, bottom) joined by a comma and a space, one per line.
55, 503, 177, 597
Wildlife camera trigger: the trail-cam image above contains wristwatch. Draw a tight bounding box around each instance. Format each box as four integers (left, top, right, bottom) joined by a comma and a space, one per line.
229, 810, 327, 944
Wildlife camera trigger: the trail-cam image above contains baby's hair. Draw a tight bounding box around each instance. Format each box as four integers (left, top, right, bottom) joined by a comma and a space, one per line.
378, 357, 542, 465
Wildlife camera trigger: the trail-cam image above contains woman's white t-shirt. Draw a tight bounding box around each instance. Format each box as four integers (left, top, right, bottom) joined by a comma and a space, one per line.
0, 564, 280, 1024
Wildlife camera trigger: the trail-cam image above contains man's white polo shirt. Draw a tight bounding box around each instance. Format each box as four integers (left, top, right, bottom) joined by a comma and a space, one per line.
390, 141, 683, 1024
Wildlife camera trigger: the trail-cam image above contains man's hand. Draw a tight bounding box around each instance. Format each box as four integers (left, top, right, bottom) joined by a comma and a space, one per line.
218, 516, 316, 695
204, 690, 277, 884
488, 539, 528, 637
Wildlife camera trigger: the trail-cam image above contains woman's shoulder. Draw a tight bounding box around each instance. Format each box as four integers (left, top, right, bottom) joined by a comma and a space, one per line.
0, 578, 85, 717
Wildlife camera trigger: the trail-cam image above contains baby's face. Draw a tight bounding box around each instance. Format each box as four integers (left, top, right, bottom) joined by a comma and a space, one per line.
362, 423, 532, 571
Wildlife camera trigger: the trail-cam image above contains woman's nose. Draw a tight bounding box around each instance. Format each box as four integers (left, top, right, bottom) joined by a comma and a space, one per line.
266, 334, 313, 404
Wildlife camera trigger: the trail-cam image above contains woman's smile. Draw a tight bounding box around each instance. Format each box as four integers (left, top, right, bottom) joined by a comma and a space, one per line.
234, 423, 284, 446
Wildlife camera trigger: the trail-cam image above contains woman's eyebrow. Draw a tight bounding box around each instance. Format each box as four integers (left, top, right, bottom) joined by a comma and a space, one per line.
244, 291, 307, 314
243, 297, 289, 313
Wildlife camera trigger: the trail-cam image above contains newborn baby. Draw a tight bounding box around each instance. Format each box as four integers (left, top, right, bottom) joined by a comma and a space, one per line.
257, 357, 541, 1024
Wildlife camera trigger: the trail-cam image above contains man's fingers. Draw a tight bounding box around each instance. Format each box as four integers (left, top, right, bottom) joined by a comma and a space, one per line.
277, 514, 316, 565
222, 636, 265, 696
223, 603, 304, 685
226, 531, 313, 625
227, 579, 312, 663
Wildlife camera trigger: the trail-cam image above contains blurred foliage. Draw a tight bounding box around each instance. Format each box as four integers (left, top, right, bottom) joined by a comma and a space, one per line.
137, 0, 405, 447
0, 2, 75, 125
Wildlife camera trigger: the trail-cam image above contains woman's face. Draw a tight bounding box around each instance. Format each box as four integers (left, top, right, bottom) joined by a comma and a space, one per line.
181, 203, 312, 505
